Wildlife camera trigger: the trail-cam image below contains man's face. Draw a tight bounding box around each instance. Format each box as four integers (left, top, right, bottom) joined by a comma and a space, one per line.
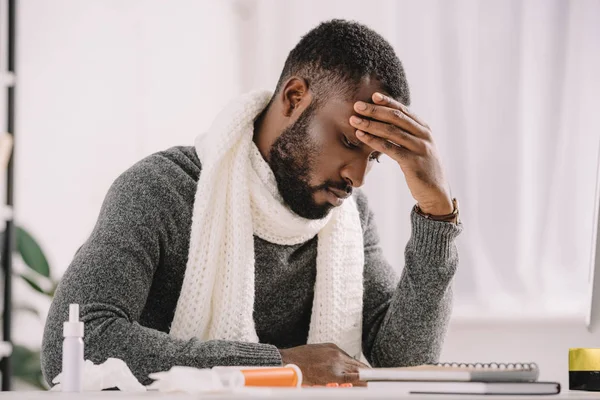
269, 81, 383, 220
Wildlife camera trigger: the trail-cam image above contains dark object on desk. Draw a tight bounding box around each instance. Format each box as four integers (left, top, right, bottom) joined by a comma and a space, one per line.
569, 348, 600, 391
570, 371, 600, 391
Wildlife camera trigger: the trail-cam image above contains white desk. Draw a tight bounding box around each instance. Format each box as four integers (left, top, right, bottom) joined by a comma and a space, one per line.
4, 390, 600, 400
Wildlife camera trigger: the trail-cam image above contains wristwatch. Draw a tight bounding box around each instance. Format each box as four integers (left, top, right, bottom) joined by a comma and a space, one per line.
414, 198, 460, 224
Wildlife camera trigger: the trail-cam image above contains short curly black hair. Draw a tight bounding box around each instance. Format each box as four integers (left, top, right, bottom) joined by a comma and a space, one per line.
275, 19, 410, 106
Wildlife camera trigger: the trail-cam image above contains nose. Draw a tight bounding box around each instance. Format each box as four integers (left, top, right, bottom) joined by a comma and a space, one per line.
340, 157, 369, 188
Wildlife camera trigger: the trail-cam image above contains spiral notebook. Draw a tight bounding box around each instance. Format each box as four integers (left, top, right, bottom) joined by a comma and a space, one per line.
359, 362, 540, 383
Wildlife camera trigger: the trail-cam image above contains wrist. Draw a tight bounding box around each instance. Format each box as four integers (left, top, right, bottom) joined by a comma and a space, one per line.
414, 198, 459, 223
417, 198, 453, 216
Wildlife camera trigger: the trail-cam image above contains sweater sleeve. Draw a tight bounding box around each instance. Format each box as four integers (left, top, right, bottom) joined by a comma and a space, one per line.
41, 158, 282, 387
358, 193, 463, 367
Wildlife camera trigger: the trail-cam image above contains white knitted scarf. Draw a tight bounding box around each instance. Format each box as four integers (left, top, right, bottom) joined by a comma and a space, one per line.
169, 90, 364, 358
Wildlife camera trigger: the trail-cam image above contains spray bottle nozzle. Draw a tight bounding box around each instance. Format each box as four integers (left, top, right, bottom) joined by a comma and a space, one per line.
69, 304, 79, 323
64, 303, 84, 338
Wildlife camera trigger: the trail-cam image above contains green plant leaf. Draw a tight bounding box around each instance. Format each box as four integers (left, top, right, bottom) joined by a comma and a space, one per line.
19, 274, 46, 295
12, 344, 45, 389
16, 226, 50, 278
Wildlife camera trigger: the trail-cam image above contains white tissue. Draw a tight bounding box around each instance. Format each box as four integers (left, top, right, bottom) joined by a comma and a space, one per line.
52, 358, 146, 392
148, 366, 243, 394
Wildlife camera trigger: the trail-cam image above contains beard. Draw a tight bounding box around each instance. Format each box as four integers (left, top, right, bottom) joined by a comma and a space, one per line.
268, 103, 351, 220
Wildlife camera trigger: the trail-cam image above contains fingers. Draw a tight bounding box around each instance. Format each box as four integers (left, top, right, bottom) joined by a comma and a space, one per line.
341, 372, 368, 387
353, 100, 430, 141
348, 355, 370, 369
343, 372, 359, 383
291, 343, 371, 387
355, 129, 412, 163
346, 360, 369, 372
372, 92, 430, 130
341, 361, 369, 387
349, 115, 423, 153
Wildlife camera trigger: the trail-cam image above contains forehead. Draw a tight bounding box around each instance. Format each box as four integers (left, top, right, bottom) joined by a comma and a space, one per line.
317, 77, 386, 128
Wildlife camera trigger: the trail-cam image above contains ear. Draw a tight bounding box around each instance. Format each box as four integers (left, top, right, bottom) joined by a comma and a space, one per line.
279, 77, 312, 117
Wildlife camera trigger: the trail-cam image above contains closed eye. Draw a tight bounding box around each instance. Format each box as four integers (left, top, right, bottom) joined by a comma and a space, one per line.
343, 134, 381, 163
342, 134, 360, 149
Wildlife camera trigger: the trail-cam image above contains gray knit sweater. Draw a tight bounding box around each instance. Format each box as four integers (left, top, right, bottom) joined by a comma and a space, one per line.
41, 146, 462, 386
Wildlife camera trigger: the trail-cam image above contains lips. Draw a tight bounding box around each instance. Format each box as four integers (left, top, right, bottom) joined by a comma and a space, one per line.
328, 188, 351, 201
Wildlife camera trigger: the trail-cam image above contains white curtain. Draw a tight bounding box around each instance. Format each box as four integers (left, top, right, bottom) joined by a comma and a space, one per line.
15, 0, 600, 325
232, 0, 600, 317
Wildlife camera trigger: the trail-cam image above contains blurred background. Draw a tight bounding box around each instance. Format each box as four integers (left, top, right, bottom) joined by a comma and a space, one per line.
0, 0, 599, 391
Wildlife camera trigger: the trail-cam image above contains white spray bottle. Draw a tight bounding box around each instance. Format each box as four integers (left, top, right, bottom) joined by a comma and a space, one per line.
62, 303, 84, 392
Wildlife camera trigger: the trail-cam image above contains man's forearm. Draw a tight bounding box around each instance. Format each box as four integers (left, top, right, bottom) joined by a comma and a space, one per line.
368, 211, 462, 367
41, 300, 282, 386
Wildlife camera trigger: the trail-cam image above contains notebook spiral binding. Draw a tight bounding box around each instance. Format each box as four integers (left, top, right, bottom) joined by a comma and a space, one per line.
436, 362, 539, 370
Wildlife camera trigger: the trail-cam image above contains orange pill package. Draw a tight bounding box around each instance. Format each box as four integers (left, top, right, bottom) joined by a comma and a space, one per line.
213, 364, 303, 388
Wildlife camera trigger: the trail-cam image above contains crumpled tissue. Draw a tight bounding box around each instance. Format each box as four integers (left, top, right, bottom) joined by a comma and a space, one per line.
51, 358, 146, 392
147, 366, 244, 394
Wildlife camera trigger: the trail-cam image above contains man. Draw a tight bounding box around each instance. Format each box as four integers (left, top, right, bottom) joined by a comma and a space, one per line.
42, 19, 462, 387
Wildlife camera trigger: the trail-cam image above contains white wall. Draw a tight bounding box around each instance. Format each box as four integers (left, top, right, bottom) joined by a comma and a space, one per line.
14, 0, 243, 350
17, 0, 241, 280
10, 0, 600, 390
